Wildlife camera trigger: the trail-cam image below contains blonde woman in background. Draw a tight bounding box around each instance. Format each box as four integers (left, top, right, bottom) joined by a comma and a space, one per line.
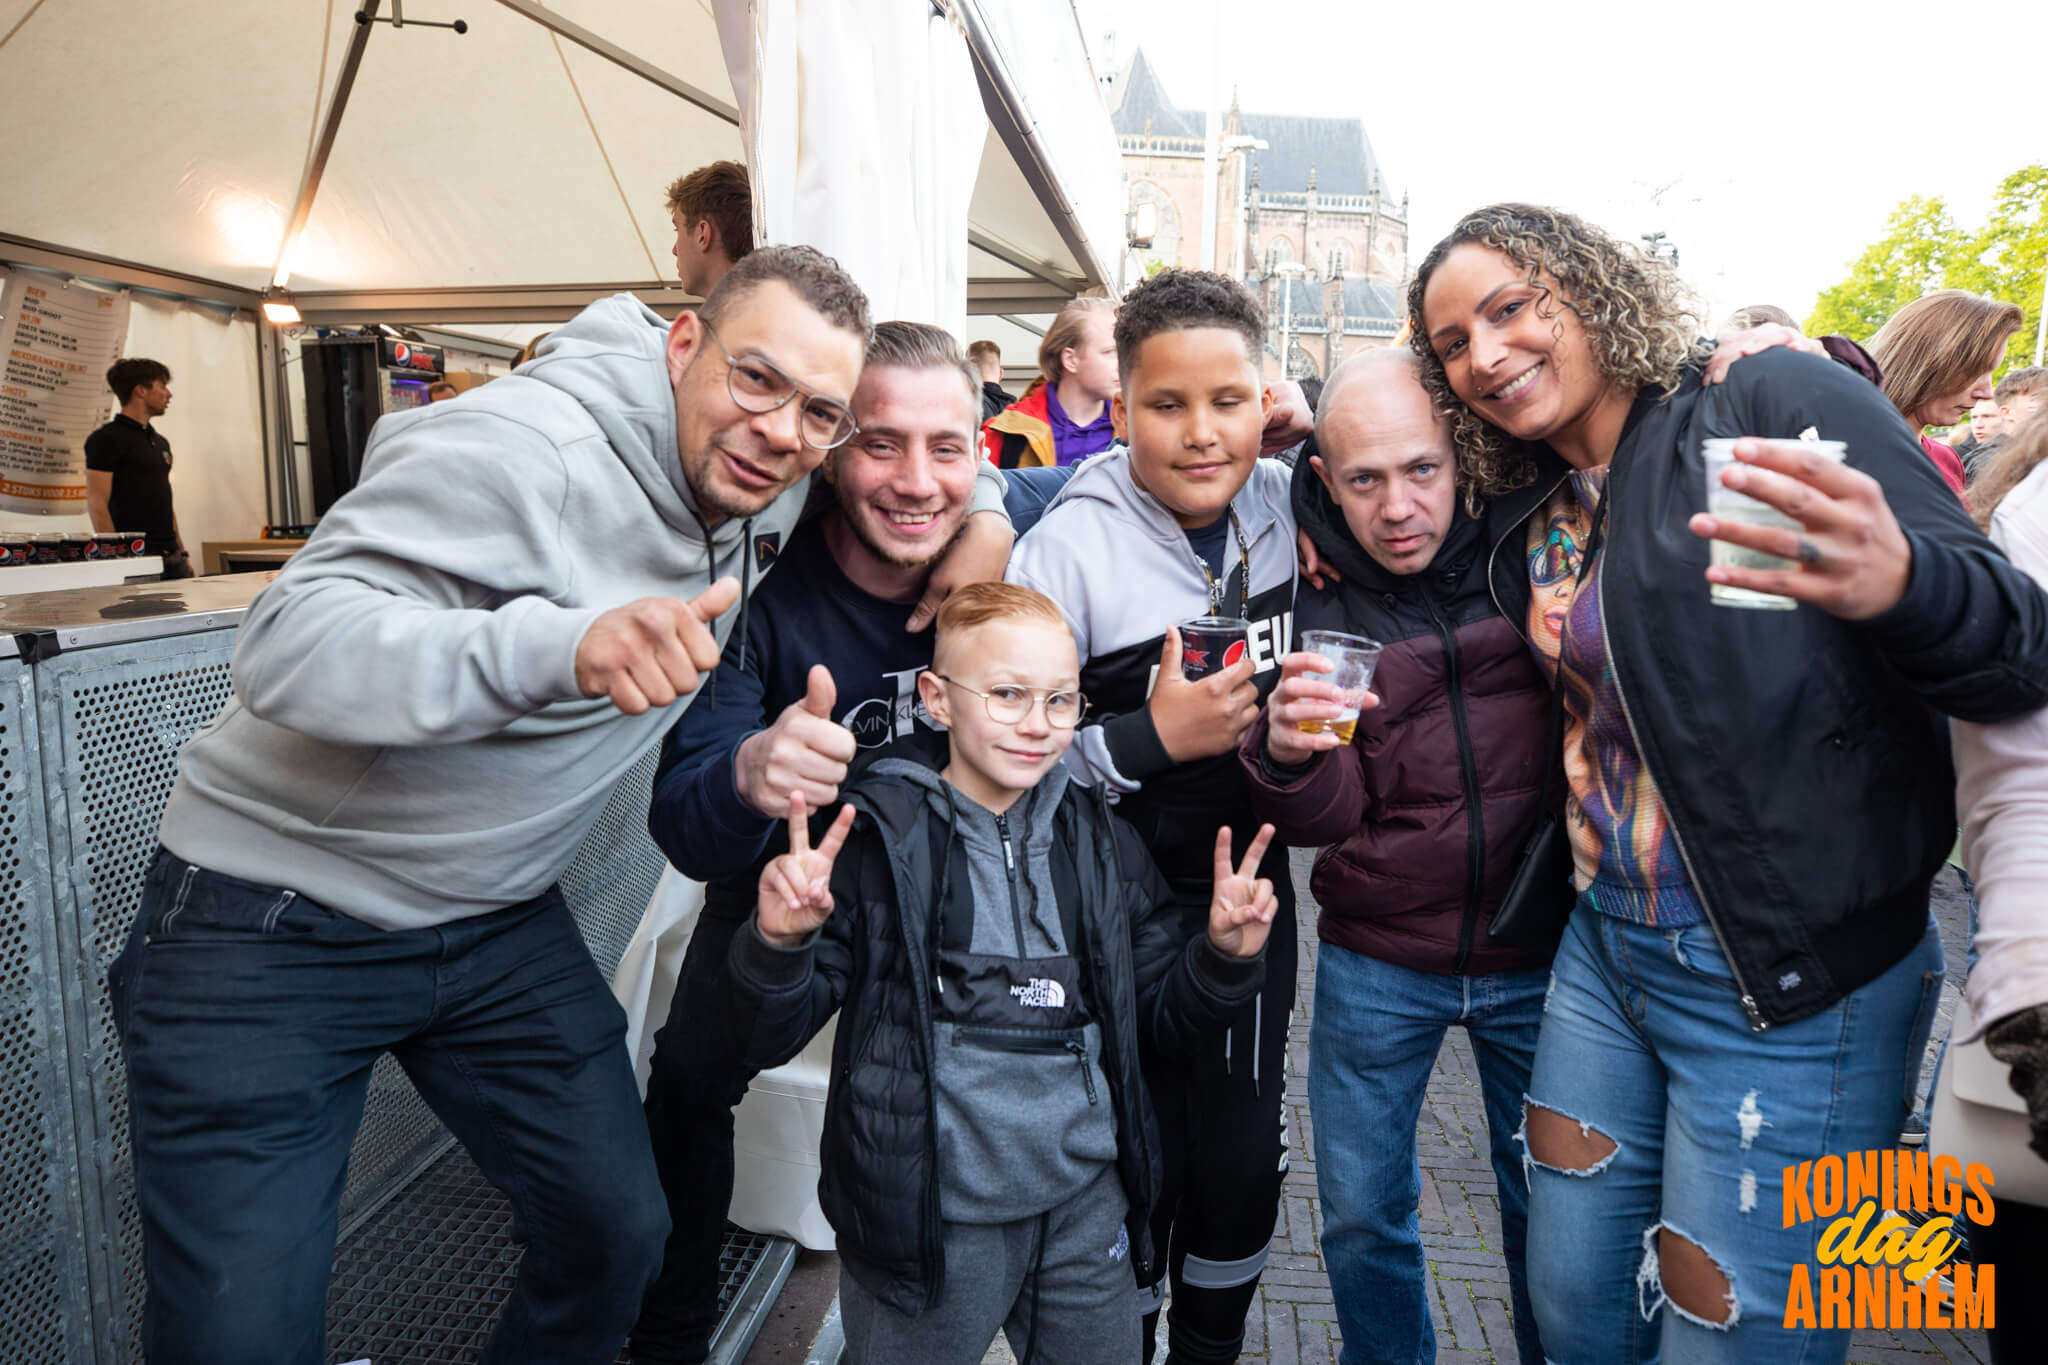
981, 297, 1118, 468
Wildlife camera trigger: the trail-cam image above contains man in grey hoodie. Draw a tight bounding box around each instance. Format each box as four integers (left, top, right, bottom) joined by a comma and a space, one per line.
109, 245, 1014, 1365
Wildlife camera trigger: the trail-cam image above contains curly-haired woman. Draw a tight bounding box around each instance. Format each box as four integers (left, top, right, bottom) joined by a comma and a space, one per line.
1410, 202, 2048, 1363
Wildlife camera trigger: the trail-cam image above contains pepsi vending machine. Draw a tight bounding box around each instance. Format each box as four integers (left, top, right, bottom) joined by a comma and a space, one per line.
301, 334, 445, 514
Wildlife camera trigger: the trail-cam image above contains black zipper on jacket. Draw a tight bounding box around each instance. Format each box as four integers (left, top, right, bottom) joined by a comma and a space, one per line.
1591, 478, 1769, 1032
1421, 587, 1487, 975
997, 812, 1030, 954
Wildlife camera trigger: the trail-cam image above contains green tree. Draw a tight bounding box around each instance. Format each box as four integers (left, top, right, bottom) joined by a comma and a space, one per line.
1947, 165, 2047, 374
1805, 196, 1961, 343
1807, 166, 2047, 373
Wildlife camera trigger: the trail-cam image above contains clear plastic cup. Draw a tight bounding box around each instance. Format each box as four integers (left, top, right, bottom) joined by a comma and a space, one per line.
1703, 438, 1846, 610
1297, 629, 1383, 741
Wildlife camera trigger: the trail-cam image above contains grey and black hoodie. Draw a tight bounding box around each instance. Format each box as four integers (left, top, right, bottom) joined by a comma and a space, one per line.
159, 293, 1005, 930
1005, 450, 1297, 900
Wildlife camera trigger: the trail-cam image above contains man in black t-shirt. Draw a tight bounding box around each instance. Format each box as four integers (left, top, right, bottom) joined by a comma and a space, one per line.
85, 357, 192, 577
629, 322, 990, 1365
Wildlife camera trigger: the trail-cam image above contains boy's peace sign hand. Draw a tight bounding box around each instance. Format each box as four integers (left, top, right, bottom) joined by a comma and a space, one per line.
756, 792, 856, 947
1207, 823, 1279, 959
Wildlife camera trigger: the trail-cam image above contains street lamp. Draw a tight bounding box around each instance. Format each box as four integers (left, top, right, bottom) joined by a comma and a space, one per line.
1270, 261, 1308, 379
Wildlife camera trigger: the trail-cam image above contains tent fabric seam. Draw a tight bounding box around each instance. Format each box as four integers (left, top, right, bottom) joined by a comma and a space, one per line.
548, 30, 663, 282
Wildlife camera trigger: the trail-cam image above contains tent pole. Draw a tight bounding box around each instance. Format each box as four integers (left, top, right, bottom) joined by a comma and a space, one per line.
254, 323, 279, 530
490, 0, 739, 124
272, 0, 382, 290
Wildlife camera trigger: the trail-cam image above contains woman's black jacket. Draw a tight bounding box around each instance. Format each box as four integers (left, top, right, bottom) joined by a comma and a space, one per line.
1480, 349, 2048, 1028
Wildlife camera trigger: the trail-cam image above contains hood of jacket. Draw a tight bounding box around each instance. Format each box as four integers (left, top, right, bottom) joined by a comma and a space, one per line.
1291, 437, 1487, 597
519, 292, 755, 558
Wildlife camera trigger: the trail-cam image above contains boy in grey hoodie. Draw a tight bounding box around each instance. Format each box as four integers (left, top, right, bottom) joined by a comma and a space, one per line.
110, 246, 1012, 1365
729, 582, 1280, 1365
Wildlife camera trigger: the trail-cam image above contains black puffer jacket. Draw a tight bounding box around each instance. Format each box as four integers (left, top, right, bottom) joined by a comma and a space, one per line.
723, 742, 1265, 1314
1240, 453, 1555, 976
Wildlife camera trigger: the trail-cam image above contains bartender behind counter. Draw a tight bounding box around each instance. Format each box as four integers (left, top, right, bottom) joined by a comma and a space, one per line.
86, 357, 192, 578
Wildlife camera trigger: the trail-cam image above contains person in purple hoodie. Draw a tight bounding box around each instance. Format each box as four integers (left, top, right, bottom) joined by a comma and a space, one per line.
981, 298, 1119, 468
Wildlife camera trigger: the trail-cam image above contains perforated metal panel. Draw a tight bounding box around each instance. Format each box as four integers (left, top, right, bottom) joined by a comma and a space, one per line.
23, 617, 729, 1363
558, 744, 667, 984
0, 657, 97, 1365
34, 632, 242, 1363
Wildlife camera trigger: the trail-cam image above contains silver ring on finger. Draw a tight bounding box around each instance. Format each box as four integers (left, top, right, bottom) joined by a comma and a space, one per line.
1796, 536, 1826, 568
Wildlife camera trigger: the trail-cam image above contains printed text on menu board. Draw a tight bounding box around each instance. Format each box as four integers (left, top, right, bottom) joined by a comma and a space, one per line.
0, 268, 132, 514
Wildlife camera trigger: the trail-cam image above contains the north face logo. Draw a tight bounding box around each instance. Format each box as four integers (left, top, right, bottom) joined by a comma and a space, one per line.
1009, 978, 1066, 1008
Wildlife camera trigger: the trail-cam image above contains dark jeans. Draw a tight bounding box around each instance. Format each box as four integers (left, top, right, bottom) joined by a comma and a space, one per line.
109, 849, 668, 1365
631, 909, 760, 1365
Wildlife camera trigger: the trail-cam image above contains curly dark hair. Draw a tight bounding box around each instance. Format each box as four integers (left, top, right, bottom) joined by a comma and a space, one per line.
1406, 203, 1706, 498
1114, 269, 1264, 382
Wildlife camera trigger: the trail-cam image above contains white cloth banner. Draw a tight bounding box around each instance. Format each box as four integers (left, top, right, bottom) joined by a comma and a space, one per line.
122, 293, 267, 555
0, 269, 129, 514
714, 0, 987, 337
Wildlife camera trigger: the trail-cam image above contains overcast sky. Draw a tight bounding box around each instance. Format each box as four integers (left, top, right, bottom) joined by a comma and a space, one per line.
1078, 0, 2043, 330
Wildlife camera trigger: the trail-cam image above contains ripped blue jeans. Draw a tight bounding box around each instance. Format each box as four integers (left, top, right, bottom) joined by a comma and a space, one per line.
1521, 904, 1943, 1365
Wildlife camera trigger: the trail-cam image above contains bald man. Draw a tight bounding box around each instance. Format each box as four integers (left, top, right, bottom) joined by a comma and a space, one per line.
1240, 348, 1555, 1365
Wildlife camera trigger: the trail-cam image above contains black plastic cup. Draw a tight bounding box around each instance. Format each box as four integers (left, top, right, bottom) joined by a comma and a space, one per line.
1179, 615, 1250, 682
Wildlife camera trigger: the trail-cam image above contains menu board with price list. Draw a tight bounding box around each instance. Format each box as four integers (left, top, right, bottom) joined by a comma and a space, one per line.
0, 268, 132, 514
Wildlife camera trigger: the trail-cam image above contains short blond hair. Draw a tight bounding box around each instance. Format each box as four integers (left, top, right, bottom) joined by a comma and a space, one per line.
933, 583, 1070, 668
1038, 298, 1117, 386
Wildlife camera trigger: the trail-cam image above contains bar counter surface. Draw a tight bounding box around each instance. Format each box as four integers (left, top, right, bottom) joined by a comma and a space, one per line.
0, 570, 276, 658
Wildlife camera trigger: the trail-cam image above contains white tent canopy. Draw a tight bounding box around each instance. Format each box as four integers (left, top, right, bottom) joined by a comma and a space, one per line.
0, 0, 1120, 319
0, 0, 1122, 533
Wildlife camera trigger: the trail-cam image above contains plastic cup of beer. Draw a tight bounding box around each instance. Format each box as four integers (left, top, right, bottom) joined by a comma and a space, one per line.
1703, 438, 1846, 610
1296, 629, 1383, 742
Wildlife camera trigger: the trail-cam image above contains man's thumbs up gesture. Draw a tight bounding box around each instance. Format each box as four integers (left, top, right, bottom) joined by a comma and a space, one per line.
735, 664, 860, 819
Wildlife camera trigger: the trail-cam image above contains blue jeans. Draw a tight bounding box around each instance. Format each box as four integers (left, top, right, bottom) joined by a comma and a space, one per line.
1309, 942, 1548, 1365
109, 849, 669, 1365
1522, 905, 1944, 1365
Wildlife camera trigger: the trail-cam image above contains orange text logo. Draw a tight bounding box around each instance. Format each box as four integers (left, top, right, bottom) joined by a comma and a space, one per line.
1781, 1150, 1994, 1330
